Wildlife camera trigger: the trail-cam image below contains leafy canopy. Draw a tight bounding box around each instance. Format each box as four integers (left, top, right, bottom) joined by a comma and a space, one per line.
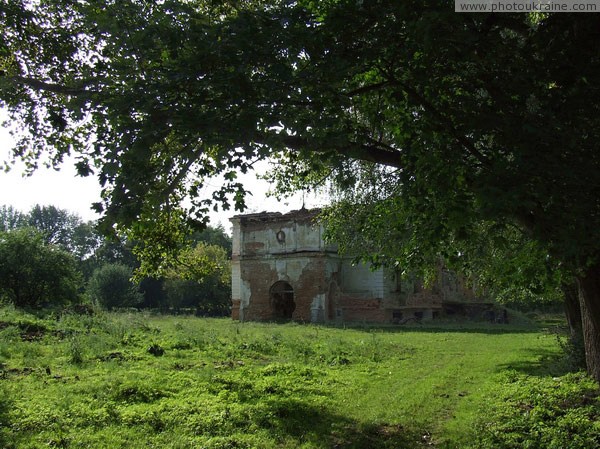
1, 1, 599, 277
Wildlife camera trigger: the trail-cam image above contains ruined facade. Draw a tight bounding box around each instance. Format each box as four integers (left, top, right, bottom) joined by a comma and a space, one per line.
230, 209, 485, 324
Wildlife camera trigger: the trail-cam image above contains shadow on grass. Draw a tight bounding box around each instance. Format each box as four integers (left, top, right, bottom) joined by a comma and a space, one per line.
248, 397, 426, 449
267, 317, 545, 335
495, 347, 576, 377
323, 323, 543, 335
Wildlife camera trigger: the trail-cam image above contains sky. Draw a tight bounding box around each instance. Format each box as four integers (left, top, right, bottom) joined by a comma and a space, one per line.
0, 123, 327, 232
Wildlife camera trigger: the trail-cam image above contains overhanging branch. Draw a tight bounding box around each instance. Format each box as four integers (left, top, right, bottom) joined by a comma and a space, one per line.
9, 75, 97, 96
390, 77, 491, 168
256, 133, 403, 169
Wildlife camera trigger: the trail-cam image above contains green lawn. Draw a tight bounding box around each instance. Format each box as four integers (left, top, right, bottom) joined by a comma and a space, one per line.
0, 307, 598, 449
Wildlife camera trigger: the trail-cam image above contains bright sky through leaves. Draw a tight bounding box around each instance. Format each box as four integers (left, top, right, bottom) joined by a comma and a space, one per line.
0, 120, 326, 228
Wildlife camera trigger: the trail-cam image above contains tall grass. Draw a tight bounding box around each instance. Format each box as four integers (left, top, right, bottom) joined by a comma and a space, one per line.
0, 307, 597, 448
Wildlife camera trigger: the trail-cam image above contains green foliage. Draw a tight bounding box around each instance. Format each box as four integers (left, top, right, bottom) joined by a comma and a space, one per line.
67, 335, 85, 365
320, 188, 566, 312
449, 222, 565, 311
1, 204, 103, 277
82, 234, 138, 281
8, 213, 233, 315
189, 224, 232, 258
27, 204, 84, 250
557, 332, 587, 373
124, 206, 193, 279
87, 264, 142, 311
2, 0, 599, 295
138, 277, 167, 310
167, 241, 230, 284
469, 372, 600, 449
0, 383, 10, 448
0, 205, 26, 232
163, 242, 231, 315
0, 228, 81, 308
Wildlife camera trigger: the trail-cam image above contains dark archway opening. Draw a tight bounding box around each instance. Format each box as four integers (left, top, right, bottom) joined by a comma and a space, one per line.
270, 281, 295, 320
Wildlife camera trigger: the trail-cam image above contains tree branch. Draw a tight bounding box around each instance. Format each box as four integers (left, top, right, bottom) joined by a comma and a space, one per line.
9, 75, 96, 96
265, 134, 403, 169
387, 76, 492, 169
345, 81, 393, 97
162, 148, 201, 199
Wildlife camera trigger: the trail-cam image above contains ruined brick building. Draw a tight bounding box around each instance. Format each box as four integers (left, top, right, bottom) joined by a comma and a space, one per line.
230, 209, 488, 324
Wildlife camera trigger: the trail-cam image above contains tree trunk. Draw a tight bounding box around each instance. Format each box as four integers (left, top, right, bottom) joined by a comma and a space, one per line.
576, 262, 600, 382
562, 282, 582, 337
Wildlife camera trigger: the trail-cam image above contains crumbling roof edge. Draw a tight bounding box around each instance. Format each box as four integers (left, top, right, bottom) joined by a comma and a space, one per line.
230, 207, 322, 222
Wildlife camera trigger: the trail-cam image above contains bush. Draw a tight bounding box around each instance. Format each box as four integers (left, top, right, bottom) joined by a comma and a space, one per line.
0, 228, 81, 308
87, 264, 143, 310
558, 332, 587, 372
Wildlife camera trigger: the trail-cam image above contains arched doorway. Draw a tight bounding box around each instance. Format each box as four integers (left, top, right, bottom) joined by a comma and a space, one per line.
270, 281, 295, 320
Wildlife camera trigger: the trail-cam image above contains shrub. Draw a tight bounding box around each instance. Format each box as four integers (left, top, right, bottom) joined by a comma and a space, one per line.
558, 332, 587, 372
87, 264, 143, 310
0, 228, 82, 308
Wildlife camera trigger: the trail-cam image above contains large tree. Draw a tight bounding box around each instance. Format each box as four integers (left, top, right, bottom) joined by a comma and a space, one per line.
26, 204, 100, 256
2, 204, 104, 270
0, 205, 26, 231
1, 2, 600, 378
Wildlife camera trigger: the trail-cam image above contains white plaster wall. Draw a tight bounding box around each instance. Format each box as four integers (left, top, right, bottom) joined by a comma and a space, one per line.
271, 223, 297, 253
238, 218, 331, 256
383, 270, 400, 294
242, 227, 267, 254
231, 219, 241, 256
295, 222, 322, 251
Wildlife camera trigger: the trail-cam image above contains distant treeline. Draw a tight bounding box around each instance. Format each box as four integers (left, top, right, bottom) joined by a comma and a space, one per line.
0, 204, 232, 315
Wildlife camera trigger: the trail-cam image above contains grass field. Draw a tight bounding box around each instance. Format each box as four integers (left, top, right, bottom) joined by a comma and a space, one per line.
0, 306, 598, 449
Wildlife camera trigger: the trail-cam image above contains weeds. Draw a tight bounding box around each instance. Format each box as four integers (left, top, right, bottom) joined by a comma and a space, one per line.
557, 332, 587, 372
468, 372, 600, 449
67, 336, 84, 365
0, 307, 594, 449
